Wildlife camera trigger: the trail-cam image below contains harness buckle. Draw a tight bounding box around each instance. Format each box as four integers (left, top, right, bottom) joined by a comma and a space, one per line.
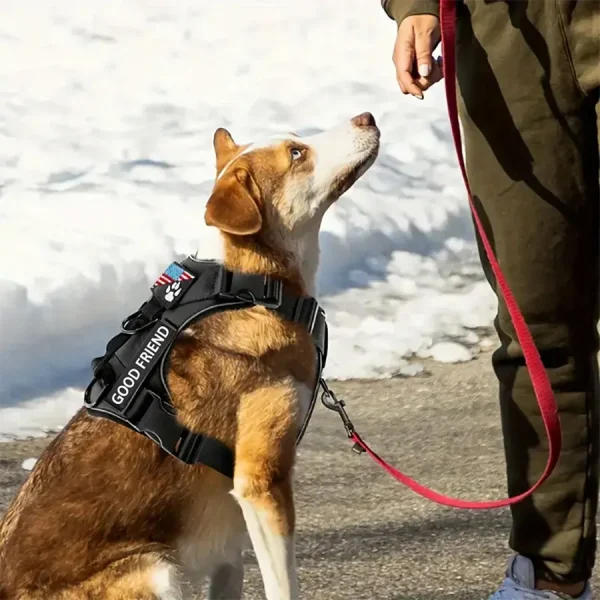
320, 379, 365, 454
260, 277, 283, 309
175, 430, 205, 463
233, 277, 283, 309
218, 269, 283, 309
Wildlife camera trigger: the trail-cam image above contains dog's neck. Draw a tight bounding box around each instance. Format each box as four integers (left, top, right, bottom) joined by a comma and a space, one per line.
214, 232, 319, 298
288, 232, 320, 298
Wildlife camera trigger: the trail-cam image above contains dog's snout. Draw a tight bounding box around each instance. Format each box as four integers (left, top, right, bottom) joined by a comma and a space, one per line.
351, 112, 376, 128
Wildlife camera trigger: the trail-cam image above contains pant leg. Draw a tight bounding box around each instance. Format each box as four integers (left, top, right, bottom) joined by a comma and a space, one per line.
455, 0, 600, 584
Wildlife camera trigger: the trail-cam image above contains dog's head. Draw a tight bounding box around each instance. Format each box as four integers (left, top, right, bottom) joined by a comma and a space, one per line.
204, 112, 380, 293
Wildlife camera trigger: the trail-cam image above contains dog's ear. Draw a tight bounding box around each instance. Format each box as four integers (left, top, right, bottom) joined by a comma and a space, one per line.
205, 168, 262, 236
213, 128, 239, 174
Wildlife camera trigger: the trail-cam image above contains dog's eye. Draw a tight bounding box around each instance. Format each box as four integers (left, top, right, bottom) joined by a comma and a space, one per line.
290, 148, 303, 161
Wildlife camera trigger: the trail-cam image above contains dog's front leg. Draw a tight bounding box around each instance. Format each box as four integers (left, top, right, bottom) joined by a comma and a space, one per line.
233, 476, 297, 600
231, 385, 299, 600
207, 554, 244, 600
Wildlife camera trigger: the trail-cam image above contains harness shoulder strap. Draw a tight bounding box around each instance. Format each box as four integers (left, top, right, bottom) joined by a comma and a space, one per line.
180, 257, 328, 361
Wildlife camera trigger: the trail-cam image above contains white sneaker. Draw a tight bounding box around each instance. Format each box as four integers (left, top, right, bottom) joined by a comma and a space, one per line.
488, 555, 593, 600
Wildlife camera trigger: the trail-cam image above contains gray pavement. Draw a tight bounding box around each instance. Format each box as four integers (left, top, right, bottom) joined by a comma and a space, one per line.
1, 353, 595, 599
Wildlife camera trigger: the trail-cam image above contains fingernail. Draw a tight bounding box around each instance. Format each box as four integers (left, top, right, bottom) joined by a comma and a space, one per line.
418, 64, 430, 77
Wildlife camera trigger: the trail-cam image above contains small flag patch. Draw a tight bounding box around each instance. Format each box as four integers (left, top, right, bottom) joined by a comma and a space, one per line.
153, 262, 194, 288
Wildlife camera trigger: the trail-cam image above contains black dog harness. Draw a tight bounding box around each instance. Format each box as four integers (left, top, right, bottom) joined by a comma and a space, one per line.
84, 256, 328, 479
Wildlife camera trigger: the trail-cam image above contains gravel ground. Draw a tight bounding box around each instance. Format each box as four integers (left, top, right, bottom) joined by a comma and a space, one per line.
2, 353, 595, 599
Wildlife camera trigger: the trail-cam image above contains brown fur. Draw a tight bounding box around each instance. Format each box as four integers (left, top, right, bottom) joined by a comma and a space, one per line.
0, 132, 316, 600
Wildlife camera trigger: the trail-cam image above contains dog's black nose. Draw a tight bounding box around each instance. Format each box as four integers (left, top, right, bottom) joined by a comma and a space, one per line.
351, 112, 377, 128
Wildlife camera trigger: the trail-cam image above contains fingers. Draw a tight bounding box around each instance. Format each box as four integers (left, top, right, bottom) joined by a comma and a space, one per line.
415, 28, 434, 79
393, 16, 442, 99
393, 25, 423, 98
414, 55, 443, 92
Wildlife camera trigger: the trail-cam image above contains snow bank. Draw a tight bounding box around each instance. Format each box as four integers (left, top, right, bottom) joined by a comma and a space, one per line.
0, 0, 495, 440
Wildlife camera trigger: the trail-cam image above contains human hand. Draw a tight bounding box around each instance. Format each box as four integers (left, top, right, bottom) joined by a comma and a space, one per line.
393, 15, 443, 99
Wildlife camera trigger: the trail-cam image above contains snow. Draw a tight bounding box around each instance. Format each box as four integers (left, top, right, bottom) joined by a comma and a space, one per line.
0, 0, 496, 441
429, 342, 473, 364
21, 458, 38, 471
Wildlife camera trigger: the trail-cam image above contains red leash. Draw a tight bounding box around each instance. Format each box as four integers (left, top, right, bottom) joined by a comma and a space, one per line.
323, 0, 562, 509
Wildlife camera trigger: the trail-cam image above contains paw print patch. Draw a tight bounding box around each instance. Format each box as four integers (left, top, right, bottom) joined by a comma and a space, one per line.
151, 261, 195, 306
164, 281, 182, 303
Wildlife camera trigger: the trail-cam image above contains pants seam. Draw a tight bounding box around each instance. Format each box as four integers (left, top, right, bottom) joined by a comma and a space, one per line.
554, 0, 588, 99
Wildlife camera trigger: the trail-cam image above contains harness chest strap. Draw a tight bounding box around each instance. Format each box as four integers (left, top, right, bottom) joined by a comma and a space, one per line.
84, 257, 328, 479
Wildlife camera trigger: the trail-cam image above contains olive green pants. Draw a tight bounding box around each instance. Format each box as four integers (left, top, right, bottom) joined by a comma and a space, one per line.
456, 0, 600, 584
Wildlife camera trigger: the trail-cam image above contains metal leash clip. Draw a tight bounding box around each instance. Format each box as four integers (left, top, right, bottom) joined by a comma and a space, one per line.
319, 379, 365, 454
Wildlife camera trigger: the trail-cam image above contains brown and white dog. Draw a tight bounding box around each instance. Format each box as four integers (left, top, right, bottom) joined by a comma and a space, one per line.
0, 112, 380, 600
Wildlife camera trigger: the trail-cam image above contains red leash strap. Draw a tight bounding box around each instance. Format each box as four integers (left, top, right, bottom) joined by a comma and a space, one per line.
326, 0, 562, 509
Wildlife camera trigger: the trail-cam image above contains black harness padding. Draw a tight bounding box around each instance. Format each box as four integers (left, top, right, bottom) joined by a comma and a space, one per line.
84, 256, 328, 479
